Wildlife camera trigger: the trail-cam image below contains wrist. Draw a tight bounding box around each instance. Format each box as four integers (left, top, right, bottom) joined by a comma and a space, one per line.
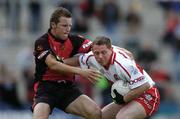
73, 67, 82, 75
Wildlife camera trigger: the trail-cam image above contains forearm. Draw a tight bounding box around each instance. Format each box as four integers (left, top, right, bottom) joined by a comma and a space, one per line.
63, 56, 80, 66
124, 82, 150, 102
50, 61, 82, 75
46, 54, 81, 75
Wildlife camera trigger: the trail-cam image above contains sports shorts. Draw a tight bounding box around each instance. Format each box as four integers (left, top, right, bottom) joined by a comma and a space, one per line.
134, 86, 160, 116
31, 80, 83, 113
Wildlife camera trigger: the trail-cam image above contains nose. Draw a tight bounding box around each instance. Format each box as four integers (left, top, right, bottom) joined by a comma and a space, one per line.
66, 25, 71, 32
98, 53, 103, 59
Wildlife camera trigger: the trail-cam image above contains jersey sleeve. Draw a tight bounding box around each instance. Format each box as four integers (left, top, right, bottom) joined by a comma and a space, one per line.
33, 38, 51, 62
77, 36, 92, 53
115, 53, 148, 89
127, 62, 148, 89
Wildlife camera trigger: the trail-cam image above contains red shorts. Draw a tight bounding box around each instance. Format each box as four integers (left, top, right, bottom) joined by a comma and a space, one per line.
134, 86, 160, 116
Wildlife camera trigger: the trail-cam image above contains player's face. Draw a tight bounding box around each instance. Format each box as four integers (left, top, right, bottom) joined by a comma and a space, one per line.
53, 16, 72, 40
92, 44, 112, 67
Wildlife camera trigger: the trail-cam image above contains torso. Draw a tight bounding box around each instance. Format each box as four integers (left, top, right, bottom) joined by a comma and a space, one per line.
79, 46, 155, 89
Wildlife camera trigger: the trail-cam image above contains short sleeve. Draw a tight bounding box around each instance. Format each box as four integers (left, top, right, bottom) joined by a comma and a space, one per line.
34, 38, 51, 62
128, 65, 148, 89
78, 39, 92, 53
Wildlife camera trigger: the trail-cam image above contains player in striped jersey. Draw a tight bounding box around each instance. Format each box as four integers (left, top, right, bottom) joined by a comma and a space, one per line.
79, 36, 160, 119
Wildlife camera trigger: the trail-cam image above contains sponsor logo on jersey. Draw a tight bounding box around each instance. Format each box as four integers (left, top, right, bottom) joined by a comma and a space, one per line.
130, 76, 145, 85
82, 41, 92, 49
38, 50, 48, 59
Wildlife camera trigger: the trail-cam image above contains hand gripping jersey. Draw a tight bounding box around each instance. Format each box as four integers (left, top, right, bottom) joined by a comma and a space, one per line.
33, 30, 92, 82
79, 46, 155, 90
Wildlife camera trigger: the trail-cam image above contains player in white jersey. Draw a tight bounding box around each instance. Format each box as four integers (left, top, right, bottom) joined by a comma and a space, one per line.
79, 36, 160, 119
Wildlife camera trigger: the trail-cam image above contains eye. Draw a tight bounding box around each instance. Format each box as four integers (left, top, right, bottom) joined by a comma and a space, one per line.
94, 51, 99, 56
62, 25, 68, 27
101, 51, 107, 55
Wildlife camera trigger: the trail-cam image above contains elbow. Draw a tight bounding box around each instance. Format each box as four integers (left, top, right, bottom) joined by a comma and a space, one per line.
45, 54, 63, 71
48, 61, 59, 71
145, 82, 151, 90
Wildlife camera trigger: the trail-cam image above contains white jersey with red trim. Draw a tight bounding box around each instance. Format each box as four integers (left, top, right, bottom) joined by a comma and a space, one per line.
79, 46, 155, 89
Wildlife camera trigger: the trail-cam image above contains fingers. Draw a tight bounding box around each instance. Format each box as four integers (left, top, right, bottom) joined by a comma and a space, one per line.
81, 68, 104, 83
87, 69, 102, 83
91, 70, 102, 78
88, 75, 99, 83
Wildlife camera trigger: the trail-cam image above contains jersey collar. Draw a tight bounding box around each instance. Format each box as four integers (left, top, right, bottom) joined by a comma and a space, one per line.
48, 29, 67, 43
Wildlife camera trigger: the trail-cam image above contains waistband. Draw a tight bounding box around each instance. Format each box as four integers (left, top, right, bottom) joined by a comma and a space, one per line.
40, 80, 73, 85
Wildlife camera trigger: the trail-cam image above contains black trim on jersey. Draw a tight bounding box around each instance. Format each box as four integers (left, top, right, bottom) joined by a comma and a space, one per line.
34, 34, 49, 83
34, 33, 63, 83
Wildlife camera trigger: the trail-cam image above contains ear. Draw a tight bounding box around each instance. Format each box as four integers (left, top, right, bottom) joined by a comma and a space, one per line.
51, 22, 56, 29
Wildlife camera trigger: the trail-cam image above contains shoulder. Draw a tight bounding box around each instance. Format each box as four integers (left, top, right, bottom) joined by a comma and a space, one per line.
69, 34, 91, 44
35, 33, 48, 45
80, 51, 94, 62
69, 34, 92, 54
114, 49, 136, 72
34, 33, 50, 52
81, 51, 94, 60
69, 34, 88, 41
113, 46, 134, 60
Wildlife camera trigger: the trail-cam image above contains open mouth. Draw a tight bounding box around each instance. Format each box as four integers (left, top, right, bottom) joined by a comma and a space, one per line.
64, 33, 68, 35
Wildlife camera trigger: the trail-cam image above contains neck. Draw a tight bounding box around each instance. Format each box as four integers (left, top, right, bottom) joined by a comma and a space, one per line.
48, 29, 65, 43
50, 29, 57, 37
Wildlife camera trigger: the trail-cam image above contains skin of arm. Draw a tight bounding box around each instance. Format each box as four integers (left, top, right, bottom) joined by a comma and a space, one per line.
45, 54, 82, 75
45, 54, 101, 82
124, 82, 150, 102
63, 56, 80, 66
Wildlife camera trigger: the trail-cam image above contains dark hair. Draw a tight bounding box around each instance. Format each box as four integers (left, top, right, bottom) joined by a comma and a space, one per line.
50, 7, 72, 27
92, 36, 112, 48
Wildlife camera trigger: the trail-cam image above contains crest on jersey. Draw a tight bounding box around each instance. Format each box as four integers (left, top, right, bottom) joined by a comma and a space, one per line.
114, 74, 121, 80
145, 94, 152, 101
130, 66, 138, 75
36, 45, 43, 51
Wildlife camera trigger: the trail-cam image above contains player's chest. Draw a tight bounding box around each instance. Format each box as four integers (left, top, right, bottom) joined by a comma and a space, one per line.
50, 40, 73, 58
98, 65, 123, 82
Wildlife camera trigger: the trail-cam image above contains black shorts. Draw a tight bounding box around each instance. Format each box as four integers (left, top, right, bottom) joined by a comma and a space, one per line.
32, 80, 83, 113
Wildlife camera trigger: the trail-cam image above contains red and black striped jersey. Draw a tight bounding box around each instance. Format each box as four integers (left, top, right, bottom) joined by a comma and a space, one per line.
33, 30, 92, 82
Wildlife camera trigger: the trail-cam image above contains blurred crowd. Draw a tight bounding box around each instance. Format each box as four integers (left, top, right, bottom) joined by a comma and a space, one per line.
0, 0, 180, 118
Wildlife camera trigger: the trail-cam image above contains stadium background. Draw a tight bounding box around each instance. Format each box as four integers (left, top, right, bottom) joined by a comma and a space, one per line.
0, 0, 180, 119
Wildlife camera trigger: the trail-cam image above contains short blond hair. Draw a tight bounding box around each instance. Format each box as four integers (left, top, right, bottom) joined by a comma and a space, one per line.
92, 36, 112, 48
